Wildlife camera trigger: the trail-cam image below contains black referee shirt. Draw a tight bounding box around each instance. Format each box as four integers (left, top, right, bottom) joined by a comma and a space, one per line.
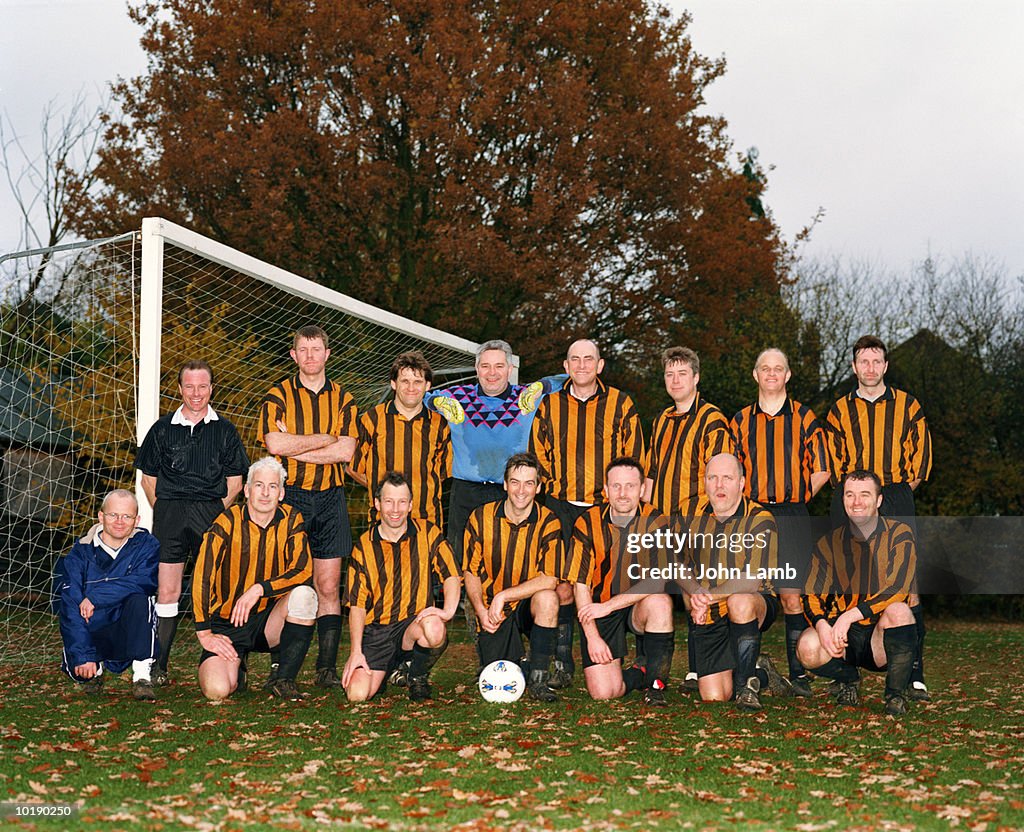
135, 408, 250, 501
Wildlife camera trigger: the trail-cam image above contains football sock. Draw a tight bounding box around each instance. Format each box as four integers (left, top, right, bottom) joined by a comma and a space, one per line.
909, 604, 926, 685
686, 618, 696, 676
155, 613, 179, 673
410, 636, 448, 679
555, 604, 576, 676
316, 615, 342, 671
730, 619, 761, 692
622, 665, 644, 694
785, 613, 808, 679
529, 624, 557, 674
278, 621, 315, 682
812, 657, 860, 684
643, 631, 674, 688
883, 623, 917, 698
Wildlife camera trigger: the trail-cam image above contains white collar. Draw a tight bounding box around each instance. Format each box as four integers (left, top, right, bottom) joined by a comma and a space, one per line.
93, 532, 126, 559
171, 405, 219, 427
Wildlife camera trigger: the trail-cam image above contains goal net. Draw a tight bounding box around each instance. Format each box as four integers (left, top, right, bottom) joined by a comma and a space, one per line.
0, 218, 487, 663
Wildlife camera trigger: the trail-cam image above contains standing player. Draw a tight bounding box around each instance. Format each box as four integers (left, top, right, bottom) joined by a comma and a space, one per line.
135, 359, 250, 687
349, 351, 451, 527
826, 335, 932, 700
731, 348, 830, 696
562, 457, 674, 706
643, 346, 733, 692
53, 489, 160, 700
260, 325, 359, 689
193, 457, 317, 701
798, 470, 918, 716
679, 453, 786, 711
530, 339, 646, 688
342, 472, 461, 702
463, 452, 564, 702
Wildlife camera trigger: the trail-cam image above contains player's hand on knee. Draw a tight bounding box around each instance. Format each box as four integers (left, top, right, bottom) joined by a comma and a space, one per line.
230, 585, 264, 626
486, 597, 507, 628
342, 651, 368, 687
589, 636, 613, 665
414, 606, 449, 623
198, 631, 238, 661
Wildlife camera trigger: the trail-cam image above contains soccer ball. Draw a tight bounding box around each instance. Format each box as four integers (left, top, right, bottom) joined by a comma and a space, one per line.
478, 660, 526, 703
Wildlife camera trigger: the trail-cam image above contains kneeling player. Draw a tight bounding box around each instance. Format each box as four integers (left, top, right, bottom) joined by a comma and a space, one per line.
343, 473, 461, 702
464, 452, 563, 701
194, 457, 317, 701
563, 457, 674, 706
797, 470, 918, 716
680, 453, 787, 711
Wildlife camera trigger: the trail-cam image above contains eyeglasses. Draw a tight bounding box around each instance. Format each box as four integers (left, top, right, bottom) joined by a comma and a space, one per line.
102, 513, 137, 522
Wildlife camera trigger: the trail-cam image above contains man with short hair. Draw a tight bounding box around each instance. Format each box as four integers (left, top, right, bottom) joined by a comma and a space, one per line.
260, 325, 359, 689
463, 452, 564, 702
349, 351, 451, 528
826, 335, 932, 700
193, 457, 317, 701
643, 345, 733, 692
135, 359, 250, 686
54, 489, 160, 700
425, 339, 558, 567
530, 339, 646, 688
731, 347, 830, 696
798, 470, 918, 717
679, 453, 786, 711
561, 457, 674, 706
342, 472, 461, 702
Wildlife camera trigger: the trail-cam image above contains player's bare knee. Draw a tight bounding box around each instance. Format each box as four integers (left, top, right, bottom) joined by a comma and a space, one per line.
345, 681, 371, 703
796, 630, 821, 667
531, 589, 559, 622
725, 593, 757, 622
779, 593, 803, 615
201, 676, 234, 701
420, 616, 446, 646
286, 585, 318, 623
638, 594, 673, 629
880, 602, 914, 627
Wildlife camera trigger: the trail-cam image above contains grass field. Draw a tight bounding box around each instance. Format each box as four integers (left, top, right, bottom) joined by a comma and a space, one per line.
1, 619, 1021, 831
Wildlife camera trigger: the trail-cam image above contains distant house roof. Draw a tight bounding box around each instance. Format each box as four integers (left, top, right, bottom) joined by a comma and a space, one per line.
0, 368, 73, 452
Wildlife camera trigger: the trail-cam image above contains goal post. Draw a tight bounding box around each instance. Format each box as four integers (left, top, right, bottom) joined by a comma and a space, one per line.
1, 218, 509, 663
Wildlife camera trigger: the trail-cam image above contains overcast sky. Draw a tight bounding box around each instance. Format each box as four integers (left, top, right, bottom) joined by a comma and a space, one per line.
2, 0, 1022, 278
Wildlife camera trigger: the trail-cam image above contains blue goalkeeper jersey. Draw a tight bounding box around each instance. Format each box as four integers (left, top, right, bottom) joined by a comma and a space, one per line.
424, 375, 565, 483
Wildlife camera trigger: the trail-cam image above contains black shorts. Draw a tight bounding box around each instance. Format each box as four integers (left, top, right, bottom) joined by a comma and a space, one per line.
284, 485, 352, 560
579, 606, 641, 669
764, 503, 812, 590
477, 603, 534, 668
541, 495, 591, 546
362, 617, 416, 672
691, 592, 780, 677
447, 480, 506, 566
153, 498, 224, 565
846, 621, 885, 671
198, 605, 274, 665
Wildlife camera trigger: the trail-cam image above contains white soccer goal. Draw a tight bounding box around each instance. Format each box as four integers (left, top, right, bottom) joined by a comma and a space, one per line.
0, 218, 503, 662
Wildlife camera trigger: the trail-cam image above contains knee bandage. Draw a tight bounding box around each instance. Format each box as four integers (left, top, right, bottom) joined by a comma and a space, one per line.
287, 585, 318, 620
155, 602, 179, 618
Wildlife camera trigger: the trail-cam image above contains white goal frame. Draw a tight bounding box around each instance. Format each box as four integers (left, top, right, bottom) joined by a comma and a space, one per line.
135, 217, 519, 526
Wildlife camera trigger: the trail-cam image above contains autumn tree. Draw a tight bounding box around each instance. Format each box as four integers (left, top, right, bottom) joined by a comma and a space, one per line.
71, 0, 787, 385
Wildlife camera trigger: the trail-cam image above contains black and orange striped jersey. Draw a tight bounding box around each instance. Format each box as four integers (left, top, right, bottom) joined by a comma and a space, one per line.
685, 498, 778, 624
731, 398, 830, 505
351, 402, 452, 526
464, 501, 562, 613
258, 374, 359, 491
646, 395, 734, 516
529, 379, 645, 505
346, 519, 459, 625
826, 387, 931, 486
193, 504, 312, 630
562, 503, 669, 603
804, 517, 916, 626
